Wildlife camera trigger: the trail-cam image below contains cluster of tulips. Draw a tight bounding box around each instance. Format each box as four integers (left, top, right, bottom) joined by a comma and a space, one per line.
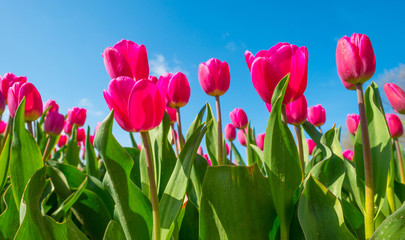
1, 32, 405, 240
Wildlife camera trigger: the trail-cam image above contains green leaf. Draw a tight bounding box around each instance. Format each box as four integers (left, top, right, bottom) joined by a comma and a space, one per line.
129, 132, 138, 149
65, 126, 81, 166
298, 175, 357, 240
302, 121, 322, 144
231, 142, 245, 166
103, 220, 126, 240
85, 126, 98, 177
10, 98, 43, 210
190, 154, 209, 206
179, 202, 199, 240
186, 104, 206, 141
125, 147, 142, 189
199, 164, 275, 240
0, 135, 11, 192
371, 203, 405, 239
0, 186, 19, 239
205, 103, 220, 166
94, 111, 152, 240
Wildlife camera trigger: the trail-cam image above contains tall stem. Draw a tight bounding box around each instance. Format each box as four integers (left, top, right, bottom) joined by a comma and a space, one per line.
140, 132, 160, 240
356, 83, 374, 239
318, 126, 323, 134
176, 108, 184, 150
229, 141, 233, 163
394, 138, 405, 184
27, 121, 34, 136
42, 136, 53, 163
215, 96, 224, 165
294, 125, 305, 180
171, 124, 179, 157
280, 220, 290, 240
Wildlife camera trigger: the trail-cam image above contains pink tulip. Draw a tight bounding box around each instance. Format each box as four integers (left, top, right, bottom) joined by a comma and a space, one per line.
57, 135, 68, 148
346, 114, 360, 135
203, 154, 211, 166
64, 121, 73, 135
104, 77, 165, 132
307, 105, 326, 127
8, 82, 43, 121
336, 33, 376, 85
148, 76, 158, 84
225, 123, 236, 141
77, 128, 86, 143
286, 95, 307, 125
265, 102, 272, 113
306, 139, 316, 155
238, 129, 247, 146
0, 73, 27, 102
386, 113, 403, 139
230, 108, 248, 129
44, 111, 65, 136
67, 107, 87, 127
166, 106, 177, 124
0, 121, 6, 134
157, 72, 190, 108
102, 39, 149, 81
44, 99, 59, 113
256, 133, 265, 151
343, 149, 354, 161
90, 135, 95, 146
0, 92, 5, 116
197, 146, 203, 155
198, 58, 230, 96
137, 144, 142, 150
384, 83, 405, 114
247, 43, 308, 104
226, 142, 230, 156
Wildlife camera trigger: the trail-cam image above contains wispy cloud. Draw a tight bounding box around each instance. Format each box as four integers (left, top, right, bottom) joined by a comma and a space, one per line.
78, 98, 104, 117
149, 54, 187, 77
225, 42, 236, 52
377, 63, 405, 87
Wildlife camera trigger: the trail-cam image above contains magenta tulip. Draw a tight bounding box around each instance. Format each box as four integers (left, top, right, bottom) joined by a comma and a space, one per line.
148, 76, 158, 84
336, 33, 376, 85
64, 121, 73, 135
256, 133, 265, 151
247, 43, 308, 104
203, 154, 211, 166
198, 58, 230, 96
346, 114, 360, 135
157, 72, 190, 108
225, 123, 236, 141
384, 83, 405, 114
8, 82, 43, 121
44, 99, 59, 113
0, 121, 6, 134
166, 106, 177, 124
286, 95, 307, 125
102, 39, 149, 81
104, 76, 165, 132
77, 128, 86, 142
386, 113, 403, 139
238, 129, 247, 146
67, 107, 87, 127
306, 139, 316, 155
307, 105, 326, 127
57, 135, 68, 148
0, 73, 27, 102
343, 149, 354, 161
230, 108, 248, 129
44, 111, 65, 136
226, 142, 230, 156
265, 102, 272, 113
0, 92, 5, 116
197, 146, 203, 155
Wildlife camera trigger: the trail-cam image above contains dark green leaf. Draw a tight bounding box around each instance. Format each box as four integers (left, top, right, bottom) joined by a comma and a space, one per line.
85, 126, 98, 177
0, 186, 19, 239
186, 104, 206, 141
371, 203, 405, 239
0, 135, 11, 192
103, 220, 126, 240
65, 126, 81, 166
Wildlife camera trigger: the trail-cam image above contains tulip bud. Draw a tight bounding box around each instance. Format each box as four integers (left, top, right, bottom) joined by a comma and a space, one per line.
346, 114, 360, 135
336, 33, 376, 85
343, 149, 354, 161
44, 99, 59, 113
0, 73, 27, 102
384, 83, 405, 114
67, 107, 87, 127
225, 123, 236, 141
306, 139, 316, 155
77, 128, 86, 143
198, 58, 230, 96
157, 72, 191, 108
230, 108, 248, 129
238, 129, 247, 146
256, 133, 265, 151
197, 146, 203, 155
286, 95, 307, 125
57, 135, 68, 148
386, 113, 403, 139
166, 106, 177, 124
44, 111, 65, 136
64, 121, 73, 135
8, 82, 43, 121
226, 142, 230, 156
0, 121, 6, 134
90, 135, 95, 146
307, 104, 326, 127
137, 144, 142, 150
203, 154, 211, 166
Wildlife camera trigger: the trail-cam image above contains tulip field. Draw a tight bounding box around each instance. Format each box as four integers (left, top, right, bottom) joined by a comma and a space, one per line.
1, 33, 405, 240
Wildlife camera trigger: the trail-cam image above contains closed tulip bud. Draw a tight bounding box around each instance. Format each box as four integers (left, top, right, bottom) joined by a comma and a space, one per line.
198, 58, 230, 96
238, 129, 247, 146
102, 39, 149, 81
157, 72, 190, 108
230, 108, 248, 129
343, 149, 354, 161
57, 135, 68, 148
225, 123, 236, 141
346, 114, 360, 135
104, 77, 165, 132
248, 43, 308, 104
0, 121, 6, 134
336, 33, 376, 85
197, 146, 203, 155
286, 95, 307, 125
64, 121, 73, 135
307, 104, 326, 127
306, 139, 316, 155
8, 82, 43, 121
77, 128, 86, 142
44, 99, 59, 113
384, 83, 405, 114
386, 113, 403, 139
256, 133, 265, 151
0, 73, 27, 102
226, 142, 230, 156
166, 106, 177, 124
44, 111, 65, 136
67, 107, 87, 127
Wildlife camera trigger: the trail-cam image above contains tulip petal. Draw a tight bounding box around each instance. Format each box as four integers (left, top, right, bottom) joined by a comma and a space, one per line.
167, 72, 190, 108
336, 37, 362, 84
103, 47, 133, 79
358, 34, 376, 80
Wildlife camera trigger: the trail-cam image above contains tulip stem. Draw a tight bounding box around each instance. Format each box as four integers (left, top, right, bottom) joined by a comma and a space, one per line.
394, 138, 405, 184
215, 96, 224, 165
229, 141, 233, 163
42, 136, 53, 163
294, 125, 305, 180
176, 108, 184, 150
281, 105, 287, 124
318, 126, 323, 134
140, 131, 160, 240
171, 124, 179, 157
356, 83, 374, 239
27, 121, 34, 136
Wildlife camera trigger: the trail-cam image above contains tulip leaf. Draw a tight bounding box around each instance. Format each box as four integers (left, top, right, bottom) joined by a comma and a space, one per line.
302, 121, 322, 144
231, 142, 245, 166
65, 126, 81, 166
0, 185, 19, 239
94, 110, 153, 240
125, 147, 142, 189
199, 164, 275, 240
85, 126, 98, 178
205, 103, 226, 166
186, 104, 206, 141
190, 154, 209, 206
10, 98, 44, 210
179, 201, 199, 240
0, 135, 11, 192
301, 126, 310, 168
246, 121, 260, 167
298, 175, 356, 240
371, 203, 405, 239
103, 220, 126, 240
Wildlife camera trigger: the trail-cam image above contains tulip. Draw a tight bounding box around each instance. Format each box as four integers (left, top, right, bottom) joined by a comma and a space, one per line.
256, 133, 265, 151
238, 129, 246, 146
0, 92, 5, 116
203, 154, 211, 166
230, 108, 248, 129
90, 135, 95, 146
247, 43, 308, 104
198, 58, 230, 96
307, 104, 326, 128
148, 76, 158, 84
0, 121, 6, 134
265, 102, 272, 113
286, 95, 307, 126
336, 33, 376, 85
67, 107, 87, 127
64, 121, 73, 135
166, 106, 177, 124
0, 73, 27, 102
225, 123, 236, 141
157, 72, 190, 108
102, 39, 149, 81
386, 113, 403, 139
346, 114, 360, 135
44, 99, 59, 113
8, 82, 43, 121
197, 146, 203, 155
77, 128, 86, 143
44, 111, 65, 136
137, 143, 142, 150
306, 139, 316, 155
57, 135, 68, 148
343, 150, 354, 161
384, 83, 405, 114
226, 142, 230, 156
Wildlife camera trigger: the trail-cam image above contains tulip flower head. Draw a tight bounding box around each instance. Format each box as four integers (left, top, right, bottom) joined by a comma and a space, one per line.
343, 149, 354, 161
286, 95, 307, 125
77, 128, 86, 143
57, 135, 68, 148
386, 113, 403, 139
157, 72, 190, 108
0, 121, 6, 134
265, 102, 272, 113
0, 92, 5, 116
226, 142, 230, 156
256, 133, 265, 151
230, 108, 248, 129
148, 76, 158, 84
197, 146, 203, 155
198, 58, 230, 96
225, 123, 236, 141
203, 154, 211, 166
306, 139, 316, 155
8, 82, 43, 121
166, 106, 177, 124
67, 107, 87, 127
0, 73, 27, 102
44, 99, 59, 113
384, 83, 405, 114
307, 104, 326, 127
44, 111, 65, 137
336, 33, 376, 85
64, 121, 73, 135
346, 114, 360, 135
238, 129, 247, 146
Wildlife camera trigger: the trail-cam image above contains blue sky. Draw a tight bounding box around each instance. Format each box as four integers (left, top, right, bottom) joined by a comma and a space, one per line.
1, 0, 404, 152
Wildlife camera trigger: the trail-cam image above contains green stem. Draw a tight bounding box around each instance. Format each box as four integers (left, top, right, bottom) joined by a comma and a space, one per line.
140, 131, 160, 240
356, 83, 374, 239
171, 124, 179, 158
386, 178, 396, 214
27, 121, 34, 136
318, 126, 323, 134
42, 136, 53, 163
176, 107, 184, 150
215, 96, 224, 165
280, 220, 290, 240
229, 141, 233, 163
294, 125, 305, 180
394, 138, 405, 184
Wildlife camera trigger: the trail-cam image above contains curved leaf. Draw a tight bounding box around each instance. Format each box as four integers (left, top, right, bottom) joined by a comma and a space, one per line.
371, 203, 405, 239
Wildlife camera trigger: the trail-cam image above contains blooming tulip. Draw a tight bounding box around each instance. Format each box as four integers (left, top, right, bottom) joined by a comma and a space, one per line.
77, 128, 86, 142
44, 111, 65, 136
44, 99, 59, 113
57, 135, 68, 147
306, 139, 316, 155
346, 114, 360, 135
343, 149, 354, 161
286, 95, 307, 125
336, 33, 376, 85
64, 121, 73, 135
226, 143, 230, 156
230, 108, 248, 129
307, 105, 326, 127
247, 43, 308, 104
0, 121, 6, 134
103, 76, 165, 132
198, 58, 230, 96
8, 82, 43, 121
384, 83, 405, 114
67, 107, 87, 127
148, 76, 158, 84
102, 39, 149, 81
256, 133, 265, 151
225, 123, 236, 141
157, 72, 190, 108
386, 113, 403, 139
0, 73, 27, 101
166, 106, 177, 124
238, 129, 247, 146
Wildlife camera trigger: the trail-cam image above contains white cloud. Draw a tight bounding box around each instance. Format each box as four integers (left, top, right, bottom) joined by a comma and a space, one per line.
78, 98, 104, 117
377, 63, 405, 87
78, 98, 93, 108
149, 54, 187, 77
